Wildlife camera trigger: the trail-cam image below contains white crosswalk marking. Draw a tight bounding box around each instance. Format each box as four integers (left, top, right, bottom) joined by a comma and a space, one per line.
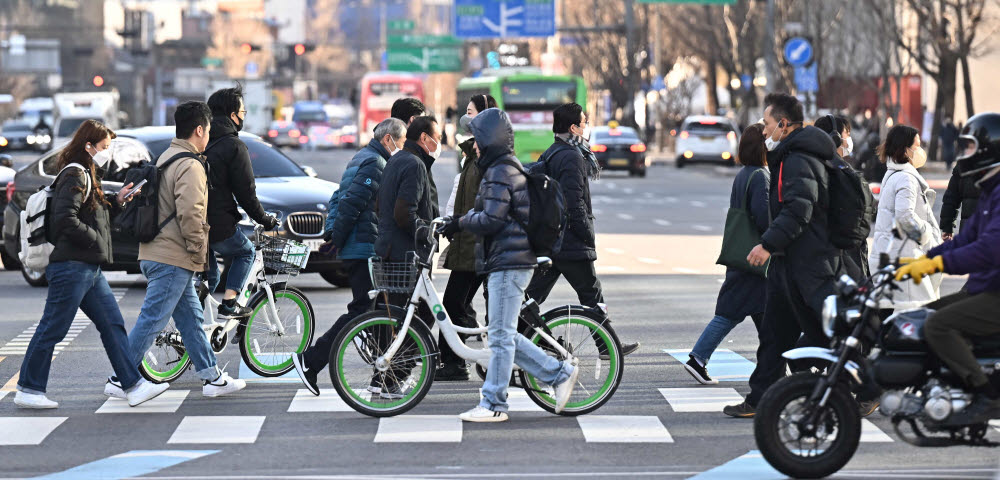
0, 288, 128, 356
96, 390, 190, 414
287, 389, 355, 412
658, 387, 744, 412
577, 416, 673, 443
478, 388, 544, 412
990, 419, 999, 433
168, 416, 266, 444
860, 419, 893, 442
375, 415, 462, 443
0, 417, 67, 445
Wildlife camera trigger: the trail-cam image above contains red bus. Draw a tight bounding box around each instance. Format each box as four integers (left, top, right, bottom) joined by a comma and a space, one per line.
358, 72, 424, 144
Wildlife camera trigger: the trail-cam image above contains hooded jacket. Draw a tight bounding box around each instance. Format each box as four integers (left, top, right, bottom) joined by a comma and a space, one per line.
205, 116, 269, 243
759, 126, 841, 307
459, 108, 535, 274
374, 139, 439, 261
324, 139, 391, 259
929, 169, 1000, 295
535, 138, 596, 261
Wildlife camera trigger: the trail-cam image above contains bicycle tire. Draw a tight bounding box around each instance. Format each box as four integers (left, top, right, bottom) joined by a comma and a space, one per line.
240, 283, 315, 377
329, 310, 437, 417
139, 323, 191, 384
520, 306, 624, 416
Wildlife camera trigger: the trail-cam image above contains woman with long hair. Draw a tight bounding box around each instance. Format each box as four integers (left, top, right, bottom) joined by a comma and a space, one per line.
684, 123, 770, 385
15, 120, 169, 409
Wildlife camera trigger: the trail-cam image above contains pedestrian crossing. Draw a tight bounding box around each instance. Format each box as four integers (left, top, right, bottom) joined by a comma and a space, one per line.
0, 288, 129, 356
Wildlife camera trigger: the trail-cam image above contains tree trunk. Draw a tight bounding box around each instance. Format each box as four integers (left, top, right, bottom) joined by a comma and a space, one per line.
705, 59, 719, 115
929, 52, 959, 164
960, 54, 975, 118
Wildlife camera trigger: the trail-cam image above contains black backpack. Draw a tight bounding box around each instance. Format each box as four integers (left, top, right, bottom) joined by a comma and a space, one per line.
499, 157, 568, 257
114, 152, 202, 243
823, 158, 874, 250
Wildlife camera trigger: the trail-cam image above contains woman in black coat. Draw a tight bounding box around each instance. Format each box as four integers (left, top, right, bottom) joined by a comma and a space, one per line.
684, 124, 770, 385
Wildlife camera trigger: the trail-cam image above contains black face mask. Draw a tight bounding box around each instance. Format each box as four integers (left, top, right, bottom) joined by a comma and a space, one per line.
233, 114, 243, 132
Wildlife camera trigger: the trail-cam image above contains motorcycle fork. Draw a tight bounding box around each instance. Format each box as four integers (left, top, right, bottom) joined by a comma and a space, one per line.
803, 320, 867, 426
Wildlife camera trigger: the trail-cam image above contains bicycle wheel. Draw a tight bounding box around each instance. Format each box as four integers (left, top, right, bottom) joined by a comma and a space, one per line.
520, 306, 623, 416
240, 283, 315, 377
329, 311, 437, 417
139, 324, 191, 384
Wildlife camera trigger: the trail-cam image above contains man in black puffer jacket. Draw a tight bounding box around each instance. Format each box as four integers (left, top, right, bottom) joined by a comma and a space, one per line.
725, 93, 843, 418
205, 86, 278, 318
523, 103, 639, 356
439, 108, 579, 423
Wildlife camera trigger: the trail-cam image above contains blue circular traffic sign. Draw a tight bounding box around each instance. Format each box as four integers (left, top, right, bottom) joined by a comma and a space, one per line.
783, 37, 813, 67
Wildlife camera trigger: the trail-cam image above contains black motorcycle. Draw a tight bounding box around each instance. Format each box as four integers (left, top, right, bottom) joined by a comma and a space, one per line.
753, 221, 1000, 478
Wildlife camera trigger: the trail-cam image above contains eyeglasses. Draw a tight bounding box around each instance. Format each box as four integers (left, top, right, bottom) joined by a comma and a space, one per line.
238, 110, 247, 115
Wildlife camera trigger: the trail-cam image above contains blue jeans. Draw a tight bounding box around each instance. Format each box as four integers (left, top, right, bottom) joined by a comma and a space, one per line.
18, 261, 140, 394
480, 268, 573, 413
204, 230, 254, 294
128, 260, 218, 381
690, 313, 763, 365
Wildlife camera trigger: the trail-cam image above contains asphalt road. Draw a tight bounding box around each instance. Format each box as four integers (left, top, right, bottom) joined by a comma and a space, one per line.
0, 145, 997, 479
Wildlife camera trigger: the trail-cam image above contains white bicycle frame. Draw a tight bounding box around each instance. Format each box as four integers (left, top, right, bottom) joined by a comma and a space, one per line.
373, 218, 571, 373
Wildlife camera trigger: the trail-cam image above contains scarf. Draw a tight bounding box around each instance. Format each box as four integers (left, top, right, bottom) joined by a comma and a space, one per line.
557, 133, 601, 180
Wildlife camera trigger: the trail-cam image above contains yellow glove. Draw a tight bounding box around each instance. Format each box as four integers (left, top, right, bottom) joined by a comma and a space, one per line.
895, 256, 944, 284
898, 256, 926, 266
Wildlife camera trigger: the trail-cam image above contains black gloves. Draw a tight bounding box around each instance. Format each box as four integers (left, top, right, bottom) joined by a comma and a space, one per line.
436, 216, 461, 240
263, 214, 280, 231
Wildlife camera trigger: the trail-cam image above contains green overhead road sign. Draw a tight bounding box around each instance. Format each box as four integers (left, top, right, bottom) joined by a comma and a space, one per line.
387, 20, 414, 31
387, 46, 463, 72
387, 34, 463, 47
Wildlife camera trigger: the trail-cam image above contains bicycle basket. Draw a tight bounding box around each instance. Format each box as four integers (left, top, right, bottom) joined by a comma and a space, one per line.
369, 254, 419, 293
259, 235, 311, 275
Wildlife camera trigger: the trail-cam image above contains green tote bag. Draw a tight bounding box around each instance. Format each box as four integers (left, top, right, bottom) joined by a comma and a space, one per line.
716, 168, 769, 277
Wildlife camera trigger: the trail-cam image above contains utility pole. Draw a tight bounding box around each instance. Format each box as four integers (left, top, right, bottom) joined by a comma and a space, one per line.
764, 0, 776, 94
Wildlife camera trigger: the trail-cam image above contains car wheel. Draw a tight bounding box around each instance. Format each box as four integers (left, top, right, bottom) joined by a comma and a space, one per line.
1, 246, 21, 270
22, 264, 48, 287
636, 169, 647, 178
320, 269, 351, 288
675, 157, 685, 168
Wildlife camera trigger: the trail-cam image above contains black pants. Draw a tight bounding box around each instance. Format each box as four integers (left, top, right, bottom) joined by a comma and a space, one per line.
926, 290, 1000, 388
303, 259, 373, 371
746, 258, 829, 407
440, 271, 486, 366
525, 259, 604, 307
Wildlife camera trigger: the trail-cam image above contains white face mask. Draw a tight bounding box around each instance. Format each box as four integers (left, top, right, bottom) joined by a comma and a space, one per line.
909, 146, 928, 169
764, 121, 784, 151
843, 137, 854, 156
90, 147, 112, 169
387, 137, 400, 156
426, 135, 441, 160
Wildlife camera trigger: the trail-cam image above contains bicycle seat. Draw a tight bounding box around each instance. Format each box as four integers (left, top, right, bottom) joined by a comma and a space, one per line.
537, 257, 552, 267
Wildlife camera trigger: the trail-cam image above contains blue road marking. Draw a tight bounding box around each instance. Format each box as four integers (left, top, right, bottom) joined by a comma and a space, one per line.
664, 349, 757, 381
239, 354, 300, 383
687, 450, 784, 480
36, 450, 218, 480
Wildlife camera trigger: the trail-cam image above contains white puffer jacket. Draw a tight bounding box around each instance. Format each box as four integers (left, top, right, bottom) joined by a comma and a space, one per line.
868, 161, 943, 309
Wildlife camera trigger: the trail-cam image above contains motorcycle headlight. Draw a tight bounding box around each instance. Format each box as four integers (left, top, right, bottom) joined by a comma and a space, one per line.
822, 294, 839, 338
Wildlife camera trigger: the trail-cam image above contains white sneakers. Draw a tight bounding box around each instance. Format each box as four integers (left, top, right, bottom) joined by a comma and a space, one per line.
14, 391, 58, 409
554, 359, 579, 414
104, 376, 127, 399
459, 405, 509, 423
203, 371, 246, 398
104, 376, 171, 406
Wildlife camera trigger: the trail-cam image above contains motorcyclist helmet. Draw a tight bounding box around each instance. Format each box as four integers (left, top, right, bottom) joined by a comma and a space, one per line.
956, 112, 1000, 177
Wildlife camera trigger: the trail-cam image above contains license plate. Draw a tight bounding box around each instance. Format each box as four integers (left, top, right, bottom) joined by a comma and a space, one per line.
700, 136, 716, 141
609, 158, 629, 167
303, 239, 325, 251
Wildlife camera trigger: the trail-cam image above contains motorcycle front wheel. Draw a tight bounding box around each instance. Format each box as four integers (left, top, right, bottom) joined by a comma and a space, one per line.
754, 372, 861, 479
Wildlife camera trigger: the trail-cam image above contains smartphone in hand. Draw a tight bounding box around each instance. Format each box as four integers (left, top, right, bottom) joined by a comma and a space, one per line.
123, 178, 148, 200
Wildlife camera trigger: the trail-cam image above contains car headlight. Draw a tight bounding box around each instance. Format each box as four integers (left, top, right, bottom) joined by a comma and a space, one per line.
27, 135, 36, 144
822, 294, 838, 338
41, 135, 50, 143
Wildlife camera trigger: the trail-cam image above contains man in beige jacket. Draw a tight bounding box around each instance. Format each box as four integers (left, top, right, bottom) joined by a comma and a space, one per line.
125, 101, 245, 397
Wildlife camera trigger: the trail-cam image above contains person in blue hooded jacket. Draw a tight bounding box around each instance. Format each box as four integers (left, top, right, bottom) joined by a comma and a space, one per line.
291, 117, 406, 396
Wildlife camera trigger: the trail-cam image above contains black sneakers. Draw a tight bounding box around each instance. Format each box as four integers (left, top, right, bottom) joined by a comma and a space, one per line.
435, 363, 470, 382
599, 342, 641, 360
723, 400, 756, 418
683, 355, 718, 385
219, 298, 252, 318
291, 353, 320, 396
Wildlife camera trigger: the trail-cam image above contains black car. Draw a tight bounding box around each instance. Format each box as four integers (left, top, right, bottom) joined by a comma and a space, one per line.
0, 121, 39, 152
590, 125, 647, 177
2, 126, 350, 287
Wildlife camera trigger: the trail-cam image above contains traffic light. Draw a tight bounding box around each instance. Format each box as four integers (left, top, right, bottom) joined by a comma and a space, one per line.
291, 43, 315, 56
92, 75, 105, 87
240, 43, 253, 54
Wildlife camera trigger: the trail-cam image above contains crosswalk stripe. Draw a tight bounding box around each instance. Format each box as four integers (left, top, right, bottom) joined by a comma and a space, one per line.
375, 415, 462, 443
664, 349, 756, 381
286, 389, 354, 412
167, 416, 266, 444
576, 415, 673, 443
687, 450, 779, 480
990, 419, 999, 434
34, 449, 219, 480
479, 388, 544, 412
658, 387, 744, 412
96, 390, 190, 414
0, 417, 68, 445
860, 419, 893, 442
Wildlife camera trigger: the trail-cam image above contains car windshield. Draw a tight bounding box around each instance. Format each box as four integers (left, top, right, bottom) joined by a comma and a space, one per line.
57, 117, 98, 137
293, 110, 327, 123
2, 123, 32, 133
143, 137, 305, 178
594, 128, 640, 142
501, 81, 577, 111
685, 121, 734, 134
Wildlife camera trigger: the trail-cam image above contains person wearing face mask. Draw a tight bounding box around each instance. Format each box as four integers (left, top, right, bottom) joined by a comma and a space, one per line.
522, 103, 640, 357
291, 117, 406, 396
14, 120, 170, 409
204, 85, 279, 318
726, 93, 842, 418
868, 125, 943, 314
434, 94, 497, 382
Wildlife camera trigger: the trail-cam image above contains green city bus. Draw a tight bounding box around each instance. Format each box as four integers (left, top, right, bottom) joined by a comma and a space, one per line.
456, 71, 587, 162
